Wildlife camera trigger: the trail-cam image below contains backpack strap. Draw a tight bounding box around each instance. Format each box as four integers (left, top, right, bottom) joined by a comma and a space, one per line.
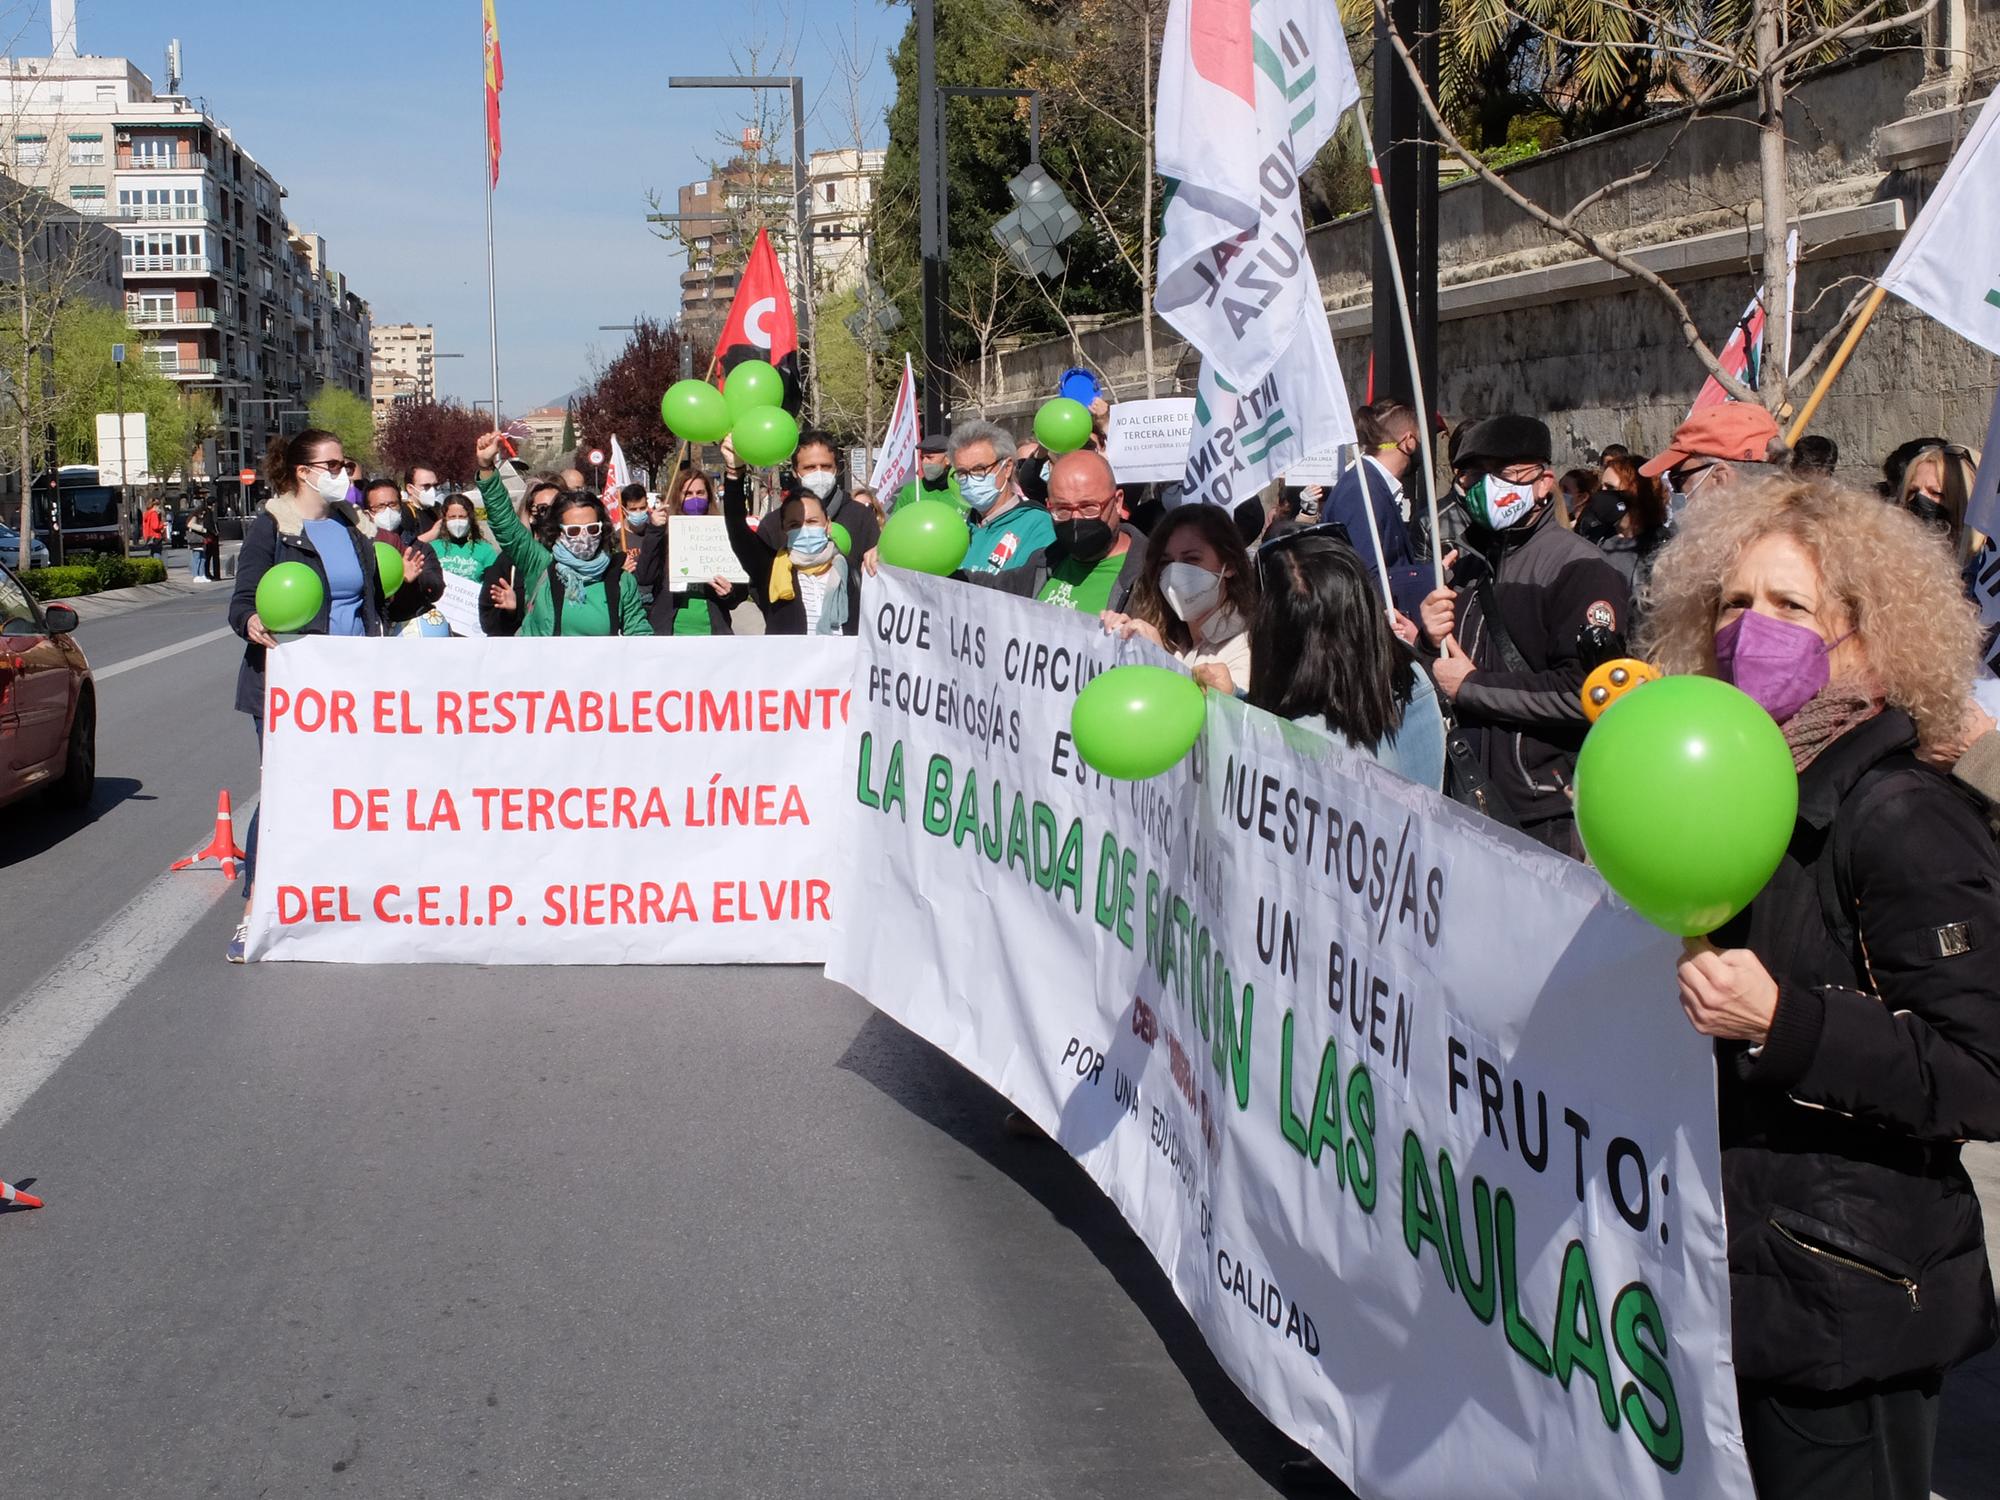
1472, 577, 1533, 676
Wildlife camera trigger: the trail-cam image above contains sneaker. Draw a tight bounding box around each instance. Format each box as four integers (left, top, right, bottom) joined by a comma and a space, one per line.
225, 921, 248, 963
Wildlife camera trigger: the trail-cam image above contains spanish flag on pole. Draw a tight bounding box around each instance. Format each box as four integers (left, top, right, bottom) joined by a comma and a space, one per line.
483, 0, 504, 187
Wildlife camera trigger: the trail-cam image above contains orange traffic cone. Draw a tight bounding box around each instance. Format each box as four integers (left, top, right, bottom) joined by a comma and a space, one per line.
170, 790, 247, 881
0, 1179, 42, 1210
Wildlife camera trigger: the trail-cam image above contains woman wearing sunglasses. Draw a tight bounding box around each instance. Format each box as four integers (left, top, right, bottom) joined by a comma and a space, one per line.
224, 427, 443, 962
475, 432, 652, 637
633, 466, 736, 635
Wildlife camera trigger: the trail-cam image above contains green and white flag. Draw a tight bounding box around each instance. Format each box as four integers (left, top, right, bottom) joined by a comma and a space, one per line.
1879, 86, 2000, 353
1157, 0, 1359, 503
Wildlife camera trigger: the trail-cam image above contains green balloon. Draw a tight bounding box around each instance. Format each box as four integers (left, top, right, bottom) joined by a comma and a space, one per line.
254, 560, 324, 634
1574, 674, 1799, 936
829, 521, 852, 556
724, 359, 786, 418
1070, 665, 1207, 781
1034, 396, 1094, 455
877, 500, 969, 576
375, 540, 406, 597
732, 407, 801, 468
661, 379, 731, 443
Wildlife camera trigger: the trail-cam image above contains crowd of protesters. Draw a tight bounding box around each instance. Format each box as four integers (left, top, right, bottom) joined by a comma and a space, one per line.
223, 386, 2000, 1498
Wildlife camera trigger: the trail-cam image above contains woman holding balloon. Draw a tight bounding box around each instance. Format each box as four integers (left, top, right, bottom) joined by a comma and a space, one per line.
1631, 476, 2000, 1498
224, 427, 443, 962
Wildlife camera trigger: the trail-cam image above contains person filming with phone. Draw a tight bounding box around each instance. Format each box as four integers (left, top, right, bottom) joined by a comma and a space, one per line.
1417, 414, 1631, 856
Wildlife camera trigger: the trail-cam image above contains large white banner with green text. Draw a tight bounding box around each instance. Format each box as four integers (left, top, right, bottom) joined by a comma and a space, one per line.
828, 570, 1754, 1500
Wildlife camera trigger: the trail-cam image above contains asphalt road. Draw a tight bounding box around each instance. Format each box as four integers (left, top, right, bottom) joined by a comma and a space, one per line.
0, 588, 1298, 1499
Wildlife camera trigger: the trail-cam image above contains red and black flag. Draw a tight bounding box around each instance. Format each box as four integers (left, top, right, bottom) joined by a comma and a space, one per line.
714, 228, 801, 414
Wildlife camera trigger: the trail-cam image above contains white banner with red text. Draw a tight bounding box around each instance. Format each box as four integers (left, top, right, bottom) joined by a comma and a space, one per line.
828, 570, 1754, 1500
246, 637, 854, 964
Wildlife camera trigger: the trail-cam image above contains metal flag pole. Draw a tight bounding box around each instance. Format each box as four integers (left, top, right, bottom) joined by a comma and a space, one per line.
485, 177, 501, 434
1355, 110, 1442, 592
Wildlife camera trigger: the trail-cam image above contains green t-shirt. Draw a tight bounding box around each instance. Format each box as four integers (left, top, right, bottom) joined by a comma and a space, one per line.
1037, 550, 1126, 613
671, 597, 713, 636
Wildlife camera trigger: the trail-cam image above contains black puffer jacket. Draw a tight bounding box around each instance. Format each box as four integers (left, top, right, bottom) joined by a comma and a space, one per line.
1711, 707, 2000, 1390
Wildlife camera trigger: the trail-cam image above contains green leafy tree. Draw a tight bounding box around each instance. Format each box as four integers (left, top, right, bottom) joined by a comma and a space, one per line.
51, 300, 196, 480
308, 386, 376, 470
560, 401, 575, 455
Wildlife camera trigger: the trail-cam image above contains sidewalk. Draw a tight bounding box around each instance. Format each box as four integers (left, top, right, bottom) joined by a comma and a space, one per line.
66, 574, 230, 623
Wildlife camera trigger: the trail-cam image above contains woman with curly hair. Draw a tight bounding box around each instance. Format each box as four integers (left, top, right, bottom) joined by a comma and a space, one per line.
1640, 475, 2000, 1499
1100, 503, 1257, 689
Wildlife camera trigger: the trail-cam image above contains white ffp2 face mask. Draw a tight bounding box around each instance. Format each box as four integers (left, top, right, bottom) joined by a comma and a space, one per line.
445, 517, 471, 540
311, 468, 349, 503
799, 470, 837, 501
1160, 561, 1225, 626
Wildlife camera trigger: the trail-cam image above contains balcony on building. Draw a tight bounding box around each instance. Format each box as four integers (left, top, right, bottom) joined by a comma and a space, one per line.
122, 250, 210, 274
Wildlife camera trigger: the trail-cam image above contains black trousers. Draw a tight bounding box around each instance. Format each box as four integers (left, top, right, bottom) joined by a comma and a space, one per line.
1739, 1377, 1941, 1500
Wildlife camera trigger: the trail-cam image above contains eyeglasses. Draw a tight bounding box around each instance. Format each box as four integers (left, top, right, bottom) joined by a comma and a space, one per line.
560, 521, 604, 539
1046, 497, 1110, 521
302, 458, 349, 475
956, 455, 1011, 480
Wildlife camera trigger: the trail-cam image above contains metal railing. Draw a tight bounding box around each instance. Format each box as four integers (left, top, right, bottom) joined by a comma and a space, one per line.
152, 357, 221, 377
125, 306, 218, 327
121, 203, 207, 222
117, 151, 208, 172
122, 254, 211, 274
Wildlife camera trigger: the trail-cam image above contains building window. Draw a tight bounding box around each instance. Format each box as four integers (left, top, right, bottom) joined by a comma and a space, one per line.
96, 85, 115, 103
15, 135, 46, 167
825, 184, 836, 202
68, 132, 104, 165
68, 184, 106, 215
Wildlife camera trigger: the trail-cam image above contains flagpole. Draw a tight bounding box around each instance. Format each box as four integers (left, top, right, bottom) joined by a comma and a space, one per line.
1356, 112, 1442, 592
484, 176, 501, 435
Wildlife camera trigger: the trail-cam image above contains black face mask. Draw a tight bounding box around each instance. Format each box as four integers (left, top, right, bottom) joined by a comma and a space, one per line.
1906, 495, 1952, 534
1575, 488, 1630, 543
1054, 517, 1114, 561
1018, 458, 1051, 506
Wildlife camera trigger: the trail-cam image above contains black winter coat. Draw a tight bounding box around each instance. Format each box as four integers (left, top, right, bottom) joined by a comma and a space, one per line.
1711, 708, 2000, 1390
1437, 508, 1632, 827
227, 497, 444, 715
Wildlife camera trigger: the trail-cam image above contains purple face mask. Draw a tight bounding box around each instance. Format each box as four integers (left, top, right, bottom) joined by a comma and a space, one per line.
680, 491, 710, 515
1714, 609, 1837, 723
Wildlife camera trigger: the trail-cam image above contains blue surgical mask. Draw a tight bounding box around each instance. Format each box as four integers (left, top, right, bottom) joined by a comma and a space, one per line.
792, 525, 829, 551
960, 472, 1001, 514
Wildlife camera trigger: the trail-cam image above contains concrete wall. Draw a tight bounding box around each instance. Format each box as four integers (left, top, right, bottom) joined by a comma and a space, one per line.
971, 38, 2000, 490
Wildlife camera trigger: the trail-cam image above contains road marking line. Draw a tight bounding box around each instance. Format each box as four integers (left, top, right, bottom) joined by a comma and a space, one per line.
92, 626, 235, 682
0, 798, 255, 1131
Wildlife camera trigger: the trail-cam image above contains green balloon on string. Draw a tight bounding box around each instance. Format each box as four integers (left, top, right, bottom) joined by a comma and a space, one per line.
732, 407, 801, 468
1034, 397, 1094, 455
829, 521, 852, 556
254, 560, 324, 634
376, 540, 406, 597
1069, 665, 1207, 780
724, 359, 786, 418
877, 501, 969, 575
661, 380, 731, 443
1574, 674, 1798, 935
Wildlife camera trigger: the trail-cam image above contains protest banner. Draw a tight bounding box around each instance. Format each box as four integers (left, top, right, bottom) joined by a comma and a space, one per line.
667, 514, 752, 589
868, 354, 920, 501
436, 572, 486, 637
247, 637, 854, 964
1105, 398, 1196, 484
829, 570, 1754, 1500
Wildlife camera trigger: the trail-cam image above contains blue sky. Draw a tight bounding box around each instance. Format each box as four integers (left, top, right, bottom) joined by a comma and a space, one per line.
54, 0, 904, 410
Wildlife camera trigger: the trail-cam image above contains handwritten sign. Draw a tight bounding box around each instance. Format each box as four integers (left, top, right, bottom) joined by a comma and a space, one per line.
668, 514, 752, 589
436, 572, 486, 638
1104, 398, 1196, 483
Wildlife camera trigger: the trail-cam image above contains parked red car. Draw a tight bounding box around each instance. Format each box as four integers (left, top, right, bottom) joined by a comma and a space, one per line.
0, 557, 93, 810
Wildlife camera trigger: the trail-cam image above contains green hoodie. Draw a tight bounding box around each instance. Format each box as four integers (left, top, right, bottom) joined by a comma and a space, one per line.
478, 473, 652, 638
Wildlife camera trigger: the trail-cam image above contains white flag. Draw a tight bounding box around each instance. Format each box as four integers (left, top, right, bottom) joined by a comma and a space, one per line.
1177, 295, 1351, 509
868, 355, 920, 502
1155, 0, 1360, 390
600, 436, 632, 526
1879, 87, 2000, 354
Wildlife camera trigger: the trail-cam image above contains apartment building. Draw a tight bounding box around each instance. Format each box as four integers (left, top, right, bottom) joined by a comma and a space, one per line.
806, 147, 883, 296
370, 322, 436, 426
675, 147, 795, 347
0, 12, 370, 504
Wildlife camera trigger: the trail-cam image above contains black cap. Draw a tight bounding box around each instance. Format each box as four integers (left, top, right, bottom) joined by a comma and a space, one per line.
918, 433, 949, 455
1456, 414, 1553, 467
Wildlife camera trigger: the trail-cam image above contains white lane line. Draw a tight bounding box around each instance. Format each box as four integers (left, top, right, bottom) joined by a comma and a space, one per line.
0, 798, 255, 1131
91, 626, 236, 682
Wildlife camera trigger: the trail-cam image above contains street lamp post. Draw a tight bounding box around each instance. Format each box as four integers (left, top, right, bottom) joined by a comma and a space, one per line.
112, 342, 130, 557
665, 74, 811, 343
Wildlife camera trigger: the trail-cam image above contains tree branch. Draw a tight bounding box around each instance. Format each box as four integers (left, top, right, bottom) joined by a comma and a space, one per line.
1375, 3, 1755, 403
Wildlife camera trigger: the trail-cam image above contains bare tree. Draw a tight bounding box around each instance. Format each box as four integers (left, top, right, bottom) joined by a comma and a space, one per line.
0, 31, 120, 569
1376, 0, 1938, 414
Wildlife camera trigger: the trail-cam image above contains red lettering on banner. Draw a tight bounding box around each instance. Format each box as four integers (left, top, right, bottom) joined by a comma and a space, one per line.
405, 788, 460, 832
375, 885, 400, 922
270, 688, 358, 734
278, 886, 305, 924
334, 788, 389, 830
808, 880, 830, 920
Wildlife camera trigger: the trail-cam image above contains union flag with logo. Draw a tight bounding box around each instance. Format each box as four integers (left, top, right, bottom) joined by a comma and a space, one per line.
715, 228, 801, 415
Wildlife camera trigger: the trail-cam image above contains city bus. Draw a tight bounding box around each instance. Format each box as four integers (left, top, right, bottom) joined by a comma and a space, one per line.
30, 466, 123, 558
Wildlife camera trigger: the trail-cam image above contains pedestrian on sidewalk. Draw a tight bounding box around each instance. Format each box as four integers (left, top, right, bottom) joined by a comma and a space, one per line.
141, 499, 165, 559
186, 504, 212, 580
224, 429, 442, 963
